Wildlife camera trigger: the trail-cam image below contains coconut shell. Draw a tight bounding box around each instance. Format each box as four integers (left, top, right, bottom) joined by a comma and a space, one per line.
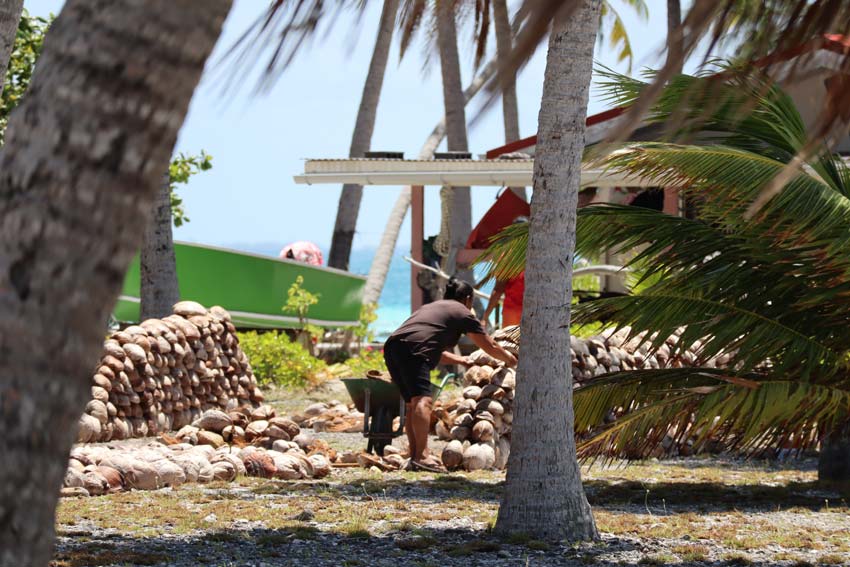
77, 414, 102, 443
479, 384, 504, 400
472, 420, 495, 442
308, 453, 331, 478
463, 443, 496, 471
268, 417, 300, 439
450, 425, 471, 442
476, 399, 504, 416
192, 409, 231, 433
454, 412, 474, 428
122, 343, 148, 365
173, 301, 208, 317
442, 440, 464, 470
463, 386, 483, 399
468, 349, 499, 367
154, 460, 187, 487
222, 425, 245, 443
245, 420, 269, 440
86, 400, 109, 425
251, 405, 275, 421
197, 430, 225, 448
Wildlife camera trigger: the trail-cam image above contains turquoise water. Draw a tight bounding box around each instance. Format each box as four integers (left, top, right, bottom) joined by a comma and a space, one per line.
238, 243, 490, 339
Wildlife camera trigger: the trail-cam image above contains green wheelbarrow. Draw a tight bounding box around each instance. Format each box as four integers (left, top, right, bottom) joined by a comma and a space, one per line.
341, 373, 453, 455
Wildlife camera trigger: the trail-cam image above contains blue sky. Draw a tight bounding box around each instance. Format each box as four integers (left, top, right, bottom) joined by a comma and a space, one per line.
23, 0, 698, 253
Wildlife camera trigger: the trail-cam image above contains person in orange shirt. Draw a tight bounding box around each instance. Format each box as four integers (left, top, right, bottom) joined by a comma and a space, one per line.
482, 216, 527, 329
483, 271, 524, 328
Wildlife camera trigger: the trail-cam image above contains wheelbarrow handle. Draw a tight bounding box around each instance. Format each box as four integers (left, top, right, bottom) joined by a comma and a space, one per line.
362, 388, 370, 436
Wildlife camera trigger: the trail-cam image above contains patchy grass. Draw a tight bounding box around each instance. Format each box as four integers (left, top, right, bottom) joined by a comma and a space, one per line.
722, 552, 755, 565
672, 544, 710, 562
817, 554, 847, 565
638, 553, 676, 565
54, 436, 850, 567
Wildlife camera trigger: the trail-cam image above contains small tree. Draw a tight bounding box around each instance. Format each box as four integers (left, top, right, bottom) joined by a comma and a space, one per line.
168, 150, 213, 227
0, 8, 50, 144
283, 276, 323, 355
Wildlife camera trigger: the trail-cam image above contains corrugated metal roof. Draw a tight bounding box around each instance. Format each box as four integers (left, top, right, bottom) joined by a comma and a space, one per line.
294, 158, 653, 188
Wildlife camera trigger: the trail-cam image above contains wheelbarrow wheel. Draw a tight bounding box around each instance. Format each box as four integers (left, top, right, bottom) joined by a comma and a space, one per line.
367, 406, 392, 456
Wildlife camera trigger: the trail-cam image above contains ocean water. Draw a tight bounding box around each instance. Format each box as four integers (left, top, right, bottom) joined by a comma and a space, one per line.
236, 243, 490, 339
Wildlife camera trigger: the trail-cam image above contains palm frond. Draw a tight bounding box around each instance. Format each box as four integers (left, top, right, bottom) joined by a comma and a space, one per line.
602, 144, 850, 282
576, 369, 850, 461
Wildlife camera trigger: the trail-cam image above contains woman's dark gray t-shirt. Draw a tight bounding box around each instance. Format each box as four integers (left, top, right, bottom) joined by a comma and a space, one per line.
387, 299, 484, 368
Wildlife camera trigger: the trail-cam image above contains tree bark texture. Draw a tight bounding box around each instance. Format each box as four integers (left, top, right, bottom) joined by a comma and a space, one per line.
492, 0, 526, 201
666, 0, 683, 75
327, 0, 399, 270
140, 175, 180, 320
496, 0, 601, 541
819, 425, 850, 483
436, 0, 472, 279
363, 58, 497, 305
0, 0, 24, 100
0, 1, 231, 564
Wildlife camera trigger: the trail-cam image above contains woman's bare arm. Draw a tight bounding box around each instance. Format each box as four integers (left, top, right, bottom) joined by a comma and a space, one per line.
482, 279, 507, 326
440, 351, 471, 366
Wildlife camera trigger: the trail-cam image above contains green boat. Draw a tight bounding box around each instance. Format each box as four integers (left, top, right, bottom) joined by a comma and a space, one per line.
114, 242, 365, 329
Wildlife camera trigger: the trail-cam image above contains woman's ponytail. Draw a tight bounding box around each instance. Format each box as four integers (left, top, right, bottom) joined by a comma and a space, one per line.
444, 277, 474, 303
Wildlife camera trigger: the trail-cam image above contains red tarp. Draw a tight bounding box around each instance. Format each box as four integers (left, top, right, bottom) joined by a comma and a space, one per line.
465, 190, 530, 249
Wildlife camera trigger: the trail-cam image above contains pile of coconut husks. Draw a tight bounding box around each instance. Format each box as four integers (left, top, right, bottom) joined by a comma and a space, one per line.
79, 302, 263, 444
291, 401, 364, 433
63, 403, 346, 497
433, 325, 729, 471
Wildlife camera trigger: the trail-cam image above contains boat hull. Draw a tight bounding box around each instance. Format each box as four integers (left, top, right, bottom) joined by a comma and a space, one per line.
114, 242, 365, 329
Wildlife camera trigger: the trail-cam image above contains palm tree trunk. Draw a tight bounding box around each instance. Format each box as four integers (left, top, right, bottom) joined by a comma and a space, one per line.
666, 0, 683, 75
492, 0, 526, 202
327, 0, 399, 270
363, 58, 497, 305
0, 0, 24, 99
435, 0, 472, 278
495, 0, 601, 541
0, 1, 230, 564
140, 175, 180, 320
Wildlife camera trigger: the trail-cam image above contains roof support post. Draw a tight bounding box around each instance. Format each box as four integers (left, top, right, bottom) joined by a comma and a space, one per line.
411, 185, 425, 313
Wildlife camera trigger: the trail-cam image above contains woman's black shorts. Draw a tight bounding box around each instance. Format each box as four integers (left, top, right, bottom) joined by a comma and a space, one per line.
383, 339, 433, 402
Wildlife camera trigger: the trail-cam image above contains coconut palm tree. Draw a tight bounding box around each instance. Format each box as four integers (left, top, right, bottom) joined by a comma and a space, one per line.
494, 0, 602, 541
570, 70, 850, 482
482, 68, 850, 481
433, 0, 474, 278
0, 0, 231, 563
327, 0, 400, 270
0, 0, 23, 100
362, 56, 499, 305
140, 175, 181, 320
666, 0, 682, 75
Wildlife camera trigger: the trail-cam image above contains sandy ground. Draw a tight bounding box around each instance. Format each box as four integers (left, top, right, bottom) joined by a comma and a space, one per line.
51, 383, 850, 567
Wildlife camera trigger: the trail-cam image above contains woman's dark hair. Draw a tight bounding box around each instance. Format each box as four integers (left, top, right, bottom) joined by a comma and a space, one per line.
444, 277, 474, 303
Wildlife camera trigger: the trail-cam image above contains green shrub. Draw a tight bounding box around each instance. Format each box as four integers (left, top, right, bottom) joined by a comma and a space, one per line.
237, 331, 327, 388
343, 347, 387, 377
